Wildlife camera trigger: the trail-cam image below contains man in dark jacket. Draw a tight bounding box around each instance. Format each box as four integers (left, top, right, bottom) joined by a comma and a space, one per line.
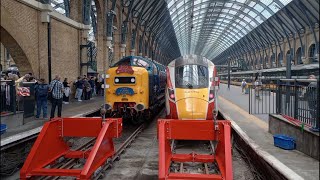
35, 79, 49, 119
89, 76, 95, 98
75, 76, 84, 101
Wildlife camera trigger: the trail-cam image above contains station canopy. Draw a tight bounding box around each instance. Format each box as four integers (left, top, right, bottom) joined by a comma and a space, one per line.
166, 0, 292, 60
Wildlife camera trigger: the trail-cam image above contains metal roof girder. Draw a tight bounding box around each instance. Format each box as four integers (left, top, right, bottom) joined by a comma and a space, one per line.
120, 0, 135, 44
294, 0, 319, 58
283, 7, 305, 58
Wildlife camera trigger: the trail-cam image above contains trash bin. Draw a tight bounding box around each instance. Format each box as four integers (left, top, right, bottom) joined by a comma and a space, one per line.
19, 82, 36, 118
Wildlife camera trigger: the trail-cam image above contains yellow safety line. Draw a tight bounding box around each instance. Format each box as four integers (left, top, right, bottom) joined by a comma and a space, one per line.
218, 96, 268, 130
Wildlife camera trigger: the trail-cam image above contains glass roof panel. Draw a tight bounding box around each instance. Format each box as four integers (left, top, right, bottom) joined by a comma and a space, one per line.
166, 0, 292, 59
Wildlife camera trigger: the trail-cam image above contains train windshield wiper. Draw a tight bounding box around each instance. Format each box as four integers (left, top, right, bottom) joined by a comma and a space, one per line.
186, 83, 193, 89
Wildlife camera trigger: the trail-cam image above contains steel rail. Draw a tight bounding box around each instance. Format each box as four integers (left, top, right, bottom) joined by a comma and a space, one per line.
93, 123, 144, 180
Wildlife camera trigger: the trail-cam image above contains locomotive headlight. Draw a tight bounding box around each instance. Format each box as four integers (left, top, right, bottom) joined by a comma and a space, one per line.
115, 78, 119, 83
131, 78, 135, 83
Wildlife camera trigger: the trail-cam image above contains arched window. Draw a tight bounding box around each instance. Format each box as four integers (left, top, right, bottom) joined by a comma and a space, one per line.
271, 54, 275, 67
6, 49, 10, 61
264, 57, 268, 68
296, 47, 303, 64
286, 50, 291, 66
278, 52, 283, 67
308, 44, 317, 62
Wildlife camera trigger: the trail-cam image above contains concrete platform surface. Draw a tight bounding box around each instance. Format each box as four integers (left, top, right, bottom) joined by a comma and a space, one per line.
218, 83, 319, 180
1, 96, 104, 147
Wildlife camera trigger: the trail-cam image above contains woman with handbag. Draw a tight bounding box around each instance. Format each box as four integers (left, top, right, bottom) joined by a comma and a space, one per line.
63, 78, 72, 104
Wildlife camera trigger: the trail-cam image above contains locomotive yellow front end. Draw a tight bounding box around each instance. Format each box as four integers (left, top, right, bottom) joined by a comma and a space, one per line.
174, 88, 210, 119
105, 65, 149, 119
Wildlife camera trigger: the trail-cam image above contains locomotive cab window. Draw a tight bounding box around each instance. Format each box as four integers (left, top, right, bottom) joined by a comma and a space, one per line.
175, 65, 208, 89
132, 58, 150, 69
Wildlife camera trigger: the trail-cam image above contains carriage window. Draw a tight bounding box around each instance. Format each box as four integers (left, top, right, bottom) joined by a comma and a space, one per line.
175, 65, 208, 89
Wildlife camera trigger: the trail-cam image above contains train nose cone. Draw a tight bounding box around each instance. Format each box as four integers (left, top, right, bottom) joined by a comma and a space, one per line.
176, 98, 208, 119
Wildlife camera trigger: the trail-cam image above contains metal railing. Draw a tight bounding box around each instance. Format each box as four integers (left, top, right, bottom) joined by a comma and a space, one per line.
248, 84, 277, 114
248, 78, 319, 131
277, 79, 319, 131
0, 80, 16, 114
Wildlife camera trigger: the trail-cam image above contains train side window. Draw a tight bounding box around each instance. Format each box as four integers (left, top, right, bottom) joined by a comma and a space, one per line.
132, 58, 150, 69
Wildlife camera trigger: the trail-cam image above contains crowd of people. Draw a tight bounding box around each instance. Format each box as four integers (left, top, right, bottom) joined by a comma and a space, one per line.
37, 74, 104, 119
1, 72, 105, 120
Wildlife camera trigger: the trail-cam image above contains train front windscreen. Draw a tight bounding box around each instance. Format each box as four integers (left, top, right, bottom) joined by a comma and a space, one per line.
175, 65, 208, 89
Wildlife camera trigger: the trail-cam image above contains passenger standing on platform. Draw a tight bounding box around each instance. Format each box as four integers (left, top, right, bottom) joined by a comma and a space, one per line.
35, 79, 49, 119
241, 79, 247, 94
63, 78, 72, 104
49, 75, 64, 119
95, 75, 100, 96
254, 77, 261, 98
89, 76, 95, 98
75, 76, 84, 102
306, 75, 318, 129
83, 77, 91, 100
98, 74, 104, 95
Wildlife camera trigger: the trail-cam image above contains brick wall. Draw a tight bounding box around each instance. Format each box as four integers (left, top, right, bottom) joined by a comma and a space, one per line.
50, 18, 80, 82
1, 0, 87, 84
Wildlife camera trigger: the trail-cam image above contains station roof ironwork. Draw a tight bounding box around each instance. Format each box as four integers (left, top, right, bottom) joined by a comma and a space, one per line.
130, 0, 181, 59
166, 0, 293, 61
213, 0, 319, 64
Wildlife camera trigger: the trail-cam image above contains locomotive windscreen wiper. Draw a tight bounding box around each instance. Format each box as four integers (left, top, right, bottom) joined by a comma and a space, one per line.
186, 82, 193, 89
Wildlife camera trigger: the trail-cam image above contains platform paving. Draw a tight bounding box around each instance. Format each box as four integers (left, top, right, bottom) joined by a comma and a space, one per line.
218, 83, 319, 180
1, 96, 104, 146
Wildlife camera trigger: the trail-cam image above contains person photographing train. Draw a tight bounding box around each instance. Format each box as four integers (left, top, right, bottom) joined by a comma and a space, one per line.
241, 79, 247, 94
254, 76, 262, 98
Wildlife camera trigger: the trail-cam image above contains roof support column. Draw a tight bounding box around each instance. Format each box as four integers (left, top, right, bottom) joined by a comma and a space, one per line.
130, 29, 137, 56
120, 44, 126, 58
294, 1, 319, 63
138, 35, 143, 56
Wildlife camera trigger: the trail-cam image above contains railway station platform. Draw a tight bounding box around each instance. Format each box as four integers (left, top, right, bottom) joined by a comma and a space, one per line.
1, 96, 104, 148
218, 83, 319, 180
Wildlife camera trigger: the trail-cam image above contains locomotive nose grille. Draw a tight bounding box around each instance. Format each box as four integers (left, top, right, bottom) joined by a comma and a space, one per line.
114, 77, 136, 84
